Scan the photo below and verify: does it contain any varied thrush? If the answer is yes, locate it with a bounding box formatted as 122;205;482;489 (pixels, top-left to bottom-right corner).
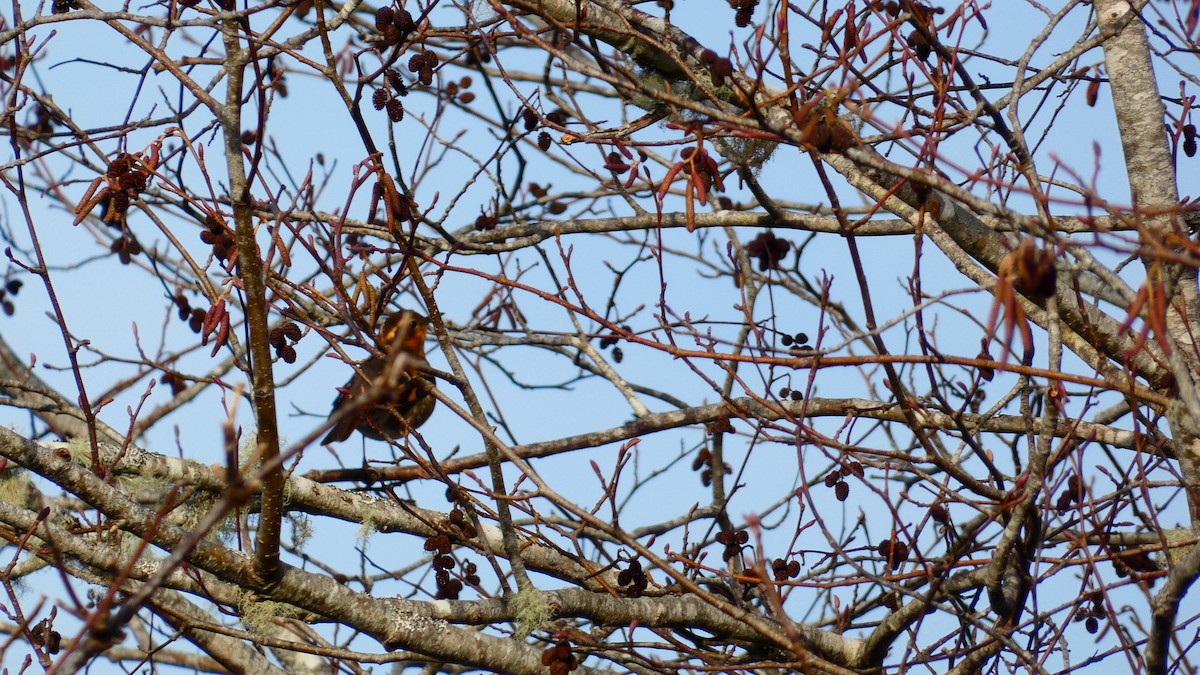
321;310;437;444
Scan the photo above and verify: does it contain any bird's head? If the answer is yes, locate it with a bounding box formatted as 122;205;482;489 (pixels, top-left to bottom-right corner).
379;309;430;358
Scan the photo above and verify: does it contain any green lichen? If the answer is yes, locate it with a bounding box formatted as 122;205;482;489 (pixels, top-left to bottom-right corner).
238;431;260;470
289;513;312;550
714;136;778;172
241;598;303;635
629;70;677;114
511;588;552;639
116;472;171;501
356;514;377;551
177;489;237;543
0;467;32;508
67;437;91;463
1163;527;1198;566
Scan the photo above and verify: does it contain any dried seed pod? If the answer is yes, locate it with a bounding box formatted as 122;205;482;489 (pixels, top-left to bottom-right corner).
464;42;491;65
930;500;949;523
746;230;790;270
278;322;300;345
173;294;191;320
522;107;539;131
31;619;61;655
387;69;407;94
379;24;402;46
834;480;849;501
161;371;186;396
386;98;404;122
392;7;414;33
374;6;394;32
372;88;389;110
604;151;630;174
908;30;932;62
110;235;143;264
537;131;552;151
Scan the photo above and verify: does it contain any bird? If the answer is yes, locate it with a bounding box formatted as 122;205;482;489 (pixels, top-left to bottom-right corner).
321;310;437;444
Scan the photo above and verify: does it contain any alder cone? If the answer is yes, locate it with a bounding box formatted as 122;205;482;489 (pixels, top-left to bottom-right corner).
392;7;414;33
374;6;393;31
386;98;404;122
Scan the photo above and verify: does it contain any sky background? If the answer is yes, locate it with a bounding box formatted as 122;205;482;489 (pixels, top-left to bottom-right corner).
0;0;1196;671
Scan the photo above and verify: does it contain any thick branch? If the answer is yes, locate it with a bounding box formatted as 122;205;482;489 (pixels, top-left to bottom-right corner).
308;395;1166;484
220;22;284;585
